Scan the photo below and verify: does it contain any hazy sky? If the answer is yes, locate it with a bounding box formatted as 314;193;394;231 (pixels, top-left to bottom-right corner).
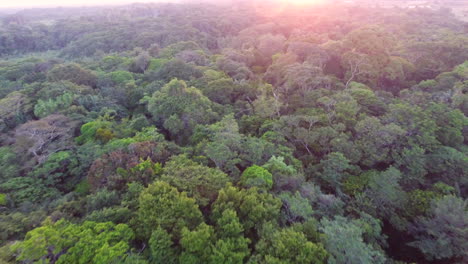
0;0;327;9
0;0;182;8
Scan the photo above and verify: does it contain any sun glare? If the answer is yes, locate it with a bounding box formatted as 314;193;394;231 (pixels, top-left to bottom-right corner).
281;0;326;6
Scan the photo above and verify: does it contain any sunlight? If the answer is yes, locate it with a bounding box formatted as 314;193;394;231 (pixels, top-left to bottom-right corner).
255;0;328;17
279;0;326;6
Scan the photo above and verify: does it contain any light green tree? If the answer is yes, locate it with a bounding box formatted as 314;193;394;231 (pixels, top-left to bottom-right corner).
137;181;203;240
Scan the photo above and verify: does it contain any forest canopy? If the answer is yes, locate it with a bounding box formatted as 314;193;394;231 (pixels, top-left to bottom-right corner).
0;1;467;264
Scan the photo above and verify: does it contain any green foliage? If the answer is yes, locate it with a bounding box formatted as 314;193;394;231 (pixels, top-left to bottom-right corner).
12;218;134;264
343;171;372;196
47;63;97;87
361;167;407;228
76;118;114;144
211;209;251;263
211;185;282;235
252;228;328;264
153;59;203;82
0;147;19;180
262;156;301;191
279;191;314;223
0;193;6;206
159;41;202;59
85;206;132;223
86;189;120;212
210;236;250;264
137;181;203;240
147;58;169;71
180;223;215;264
0;176;60;204
320;216;386;264
145;79;218;144
409;195;468;261
34;92;74;118
405;189;439;217
427;146;468;190
117;157;163;187
29;151;80;193
215;209;244;239
319;152;351;193
149;227;177;264
0;91;32;132
109;70;134;84
161;155;229;206
2;4;468;264
241;165;273;190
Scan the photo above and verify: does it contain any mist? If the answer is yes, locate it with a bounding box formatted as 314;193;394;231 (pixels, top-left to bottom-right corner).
0;0;182;9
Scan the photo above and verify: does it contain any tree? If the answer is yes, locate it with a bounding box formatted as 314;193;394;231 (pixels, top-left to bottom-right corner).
29;151;80;193
426;146;468;192
210;236;250;264
196;114;290;178
281;62;330;97
363;167;407;228
47;63;97;87
273;114;322;157
394;145;427;187
131;51;150;73
14;114;78;165
287;42;329;67
201;114;242;174
348;85;386;116
12;219;134;264
87;141;176;192
341;26;395;87
0;176;58;204
109;70;134;85
161;155;229;206
319;152;351;194
279;191;314;224
75;118;116;145
264;52;298;87
0;91;32;132
201;77;238;105
180;223;215;264
354;116;405;167
211;185;281;237
252;228;328;264
240;165;273;190
86;188;120;213
116;157;163;189
216;56;253;81
149;227;177;264
152;59;203;82
427;103;466;148
144;79;218;144
252;84;282;118
409;195;468;262
210;209;250;263
256;34;286;63
0;147;19;181
262;156;303;192
343;51;372;89
137;181;203;240
33;92;74;118
384;103;438;151
320;216;386;264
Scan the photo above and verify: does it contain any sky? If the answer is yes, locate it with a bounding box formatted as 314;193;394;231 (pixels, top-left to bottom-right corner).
0;0;182;9
0;0;328;9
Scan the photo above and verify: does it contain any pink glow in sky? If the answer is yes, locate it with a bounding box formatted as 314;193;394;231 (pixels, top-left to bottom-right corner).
0;0;181;8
